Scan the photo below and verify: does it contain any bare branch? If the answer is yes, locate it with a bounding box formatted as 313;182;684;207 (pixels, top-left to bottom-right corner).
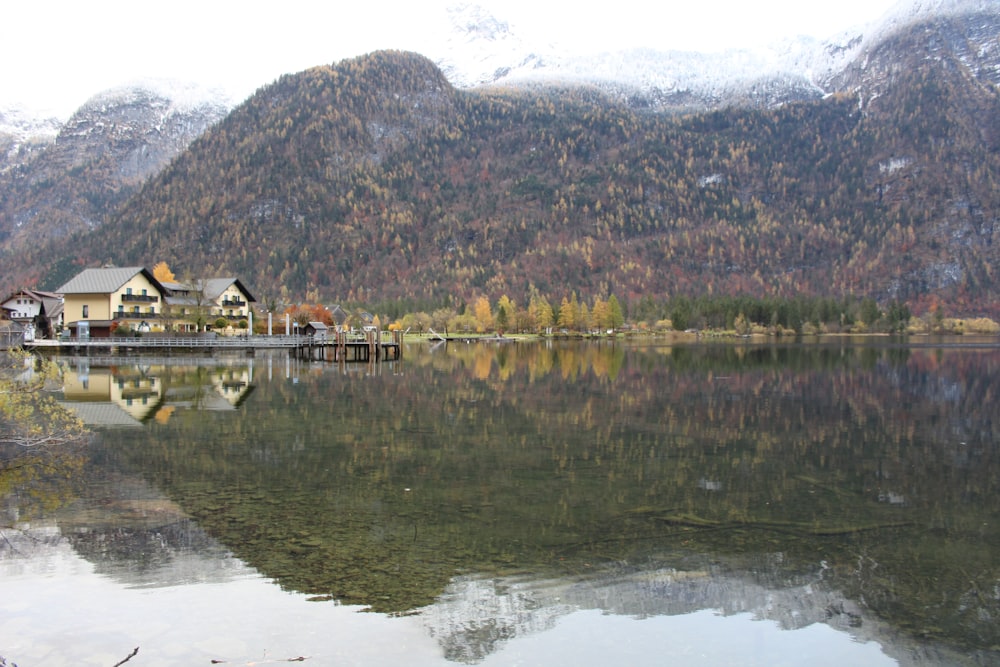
111;647;139;667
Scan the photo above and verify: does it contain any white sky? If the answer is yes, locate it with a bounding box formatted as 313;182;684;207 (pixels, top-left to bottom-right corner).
1;0;901;118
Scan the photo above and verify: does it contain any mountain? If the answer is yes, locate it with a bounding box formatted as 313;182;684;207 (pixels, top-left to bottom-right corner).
0;82;231;288
427;3;834;113
0;105;62;175
3;1;1000;317
430;0;999;113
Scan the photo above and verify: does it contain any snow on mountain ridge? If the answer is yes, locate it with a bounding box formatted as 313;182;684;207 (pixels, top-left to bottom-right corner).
77;78;236;116
428;0;1000;110
421;4;865;109
432;3;547;88
6;0;998;135
0;104;62;142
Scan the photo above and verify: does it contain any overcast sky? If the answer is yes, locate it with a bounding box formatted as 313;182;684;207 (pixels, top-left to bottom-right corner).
2;0;901;118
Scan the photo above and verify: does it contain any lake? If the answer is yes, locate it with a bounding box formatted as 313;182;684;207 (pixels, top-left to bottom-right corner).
2;338;998;666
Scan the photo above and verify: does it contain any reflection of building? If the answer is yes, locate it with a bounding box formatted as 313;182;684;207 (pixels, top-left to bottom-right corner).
58;358;255;425
209;367;255;408
60;361;164;426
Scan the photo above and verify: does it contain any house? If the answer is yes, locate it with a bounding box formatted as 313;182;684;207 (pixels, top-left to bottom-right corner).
1;289;63;339
161;278;256;333
204;278;256;330
328;305;350;328
56;267;167;338
303;321;329;339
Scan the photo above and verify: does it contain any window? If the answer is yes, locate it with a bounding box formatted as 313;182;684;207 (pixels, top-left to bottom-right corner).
82;305;89;318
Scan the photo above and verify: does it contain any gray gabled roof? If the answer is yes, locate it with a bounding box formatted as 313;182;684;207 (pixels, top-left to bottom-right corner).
56;267;164;295
203;278;256;302
161;278;256;303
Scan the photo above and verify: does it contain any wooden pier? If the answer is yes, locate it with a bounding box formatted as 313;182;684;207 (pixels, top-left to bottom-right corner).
26;330;403;363
290;330;403;362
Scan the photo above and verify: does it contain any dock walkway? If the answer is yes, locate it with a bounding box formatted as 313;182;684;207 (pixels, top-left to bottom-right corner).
26;331;402;362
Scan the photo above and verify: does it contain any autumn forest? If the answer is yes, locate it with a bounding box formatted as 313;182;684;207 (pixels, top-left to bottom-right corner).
10;19;1000;326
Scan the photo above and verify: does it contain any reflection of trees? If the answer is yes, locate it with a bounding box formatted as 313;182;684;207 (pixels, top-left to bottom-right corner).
0;444;88;527
1;352;89;527
97;344;1000;651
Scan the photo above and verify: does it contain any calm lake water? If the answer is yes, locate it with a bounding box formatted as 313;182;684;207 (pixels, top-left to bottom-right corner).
2;338;999;666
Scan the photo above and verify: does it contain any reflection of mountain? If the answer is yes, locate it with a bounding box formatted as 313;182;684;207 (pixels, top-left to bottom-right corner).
56;356;256;425
422;564;965;667
90;343;1000;660
2;472;256;589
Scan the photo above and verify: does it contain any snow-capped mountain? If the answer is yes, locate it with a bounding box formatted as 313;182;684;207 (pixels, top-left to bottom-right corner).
55;80;233;182
0;105;63;175
1;79;233;177
0;0;997;309
5;0;996;140
0;80;231;263
424;0;1000;111
426;3;840;111
0;105;62;144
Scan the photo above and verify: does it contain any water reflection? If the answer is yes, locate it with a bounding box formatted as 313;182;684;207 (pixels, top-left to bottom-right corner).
2;341;999;666
56;355;256;426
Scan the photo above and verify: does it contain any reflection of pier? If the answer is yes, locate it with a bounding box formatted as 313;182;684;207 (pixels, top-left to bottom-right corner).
30;330;403;363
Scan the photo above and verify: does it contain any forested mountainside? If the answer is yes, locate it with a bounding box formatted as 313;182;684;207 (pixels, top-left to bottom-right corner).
0;87;229;289
19;10;1000;316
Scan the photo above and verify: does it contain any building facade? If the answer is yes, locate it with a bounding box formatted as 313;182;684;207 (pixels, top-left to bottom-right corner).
57;267;166;338
1;289;63;338
56;267;257;337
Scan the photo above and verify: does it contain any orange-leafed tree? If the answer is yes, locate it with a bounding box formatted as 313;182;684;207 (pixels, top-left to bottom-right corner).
152;261;176;282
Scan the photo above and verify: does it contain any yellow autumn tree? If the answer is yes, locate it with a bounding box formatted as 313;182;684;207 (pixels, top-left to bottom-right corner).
496;295;515;333
591;298;611;332
152;261;176;282
473;296;493;333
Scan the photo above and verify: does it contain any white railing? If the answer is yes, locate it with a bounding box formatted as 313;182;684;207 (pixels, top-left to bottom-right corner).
53;335;308;348
43;334;400;349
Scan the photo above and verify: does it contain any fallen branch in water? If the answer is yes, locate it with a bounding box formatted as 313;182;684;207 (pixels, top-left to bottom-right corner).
112;647;139;667
651;513;915;536
211;656;309;664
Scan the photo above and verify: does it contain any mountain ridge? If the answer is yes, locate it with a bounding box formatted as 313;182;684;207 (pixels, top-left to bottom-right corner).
2;2;999;317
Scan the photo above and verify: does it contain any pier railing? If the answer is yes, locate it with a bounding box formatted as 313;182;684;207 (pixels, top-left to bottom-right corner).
41;335;307;349
28;330;403;362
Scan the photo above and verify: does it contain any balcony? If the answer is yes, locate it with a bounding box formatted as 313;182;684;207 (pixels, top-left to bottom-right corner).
222;298;246;307
121;293;159;303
